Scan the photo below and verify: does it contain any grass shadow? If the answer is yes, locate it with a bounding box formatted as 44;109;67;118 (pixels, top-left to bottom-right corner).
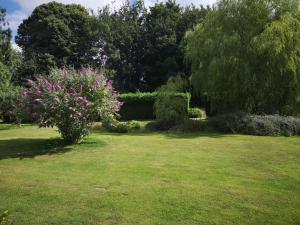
0;138;72;160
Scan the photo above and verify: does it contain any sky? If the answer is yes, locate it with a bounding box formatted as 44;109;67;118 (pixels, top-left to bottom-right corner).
0;0;216;49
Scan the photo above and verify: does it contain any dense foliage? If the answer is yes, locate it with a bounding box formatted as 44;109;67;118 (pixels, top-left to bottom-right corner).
154;76;190;129
188;107;206;119
0;6;12;67
186;0;300;115
0;210;8;225
96;0;209;92
210;113;300;136
20;68;122;143
118;91;190;120
0;6;12;88
0;87;21;123
16;2;99;81
102;114;140;133
12;1;209;91
0;62;10;90
118;92;158;103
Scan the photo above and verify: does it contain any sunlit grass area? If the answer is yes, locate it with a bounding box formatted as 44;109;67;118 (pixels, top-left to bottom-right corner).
0;124;299;225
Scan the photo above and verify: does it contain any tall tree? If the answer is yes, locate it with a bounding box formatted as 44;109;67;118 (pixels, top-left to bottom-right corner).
186;0;300;115
142;1;210;91
96;0;147;92
97;0;209;92
16;2;100;80
142;0;182;91
0;6;12;89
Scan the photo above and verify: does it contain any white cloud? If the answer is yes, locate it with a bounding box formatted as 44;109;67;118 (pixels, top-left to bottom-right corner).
7;10;28;33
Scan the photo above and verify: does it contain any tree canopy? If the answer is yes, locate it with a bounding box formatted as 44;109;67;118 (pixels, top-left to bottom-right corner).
0;6;12;89
16;2;99;79
186;0;300;115
96;0;209;92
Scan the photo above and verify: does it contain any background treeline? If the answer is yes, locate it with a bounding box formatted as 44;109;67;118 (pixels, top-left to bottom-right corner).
0;0;300;125
12;0;210;92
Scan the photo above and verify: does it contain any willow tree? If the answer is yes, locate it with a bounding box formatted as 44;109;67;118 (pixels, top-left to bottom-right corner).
186;0;300;115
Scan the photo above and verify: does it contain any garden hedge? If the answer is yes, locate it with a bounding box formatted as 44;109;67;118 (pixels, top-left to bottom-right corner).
118;92;190;120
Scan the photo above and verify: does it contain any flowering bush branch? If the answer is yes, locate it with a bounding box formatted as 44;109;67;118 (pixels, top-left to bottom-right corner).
20;68;122;143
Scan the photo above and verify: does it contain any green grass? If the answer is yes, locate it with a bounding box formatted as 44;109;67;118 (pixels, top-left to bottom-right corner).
0;124;299;225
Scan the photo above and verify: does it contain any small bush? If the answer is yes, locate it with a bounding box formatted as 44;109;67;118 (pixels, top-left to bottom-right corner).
102;114;140;133
210;113;300;136
20;68;122;143
188;107;206;119
0;210;8;225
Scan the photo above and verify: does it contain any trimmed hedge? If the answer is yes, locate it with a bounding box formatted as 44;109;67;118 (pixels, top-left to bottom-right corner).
118;92;157;103
210;113;300;136
118;92;190;120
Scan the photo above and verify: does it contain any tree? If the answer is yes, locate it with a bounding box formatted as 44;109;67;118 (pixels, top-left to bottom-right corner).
142;1;182;91
0;6;12;66
142;1;209;91
9;49;23;84
16;2;100;80
96;0;147;92
0;62;10;90
186;0;300;115
0;6;12;89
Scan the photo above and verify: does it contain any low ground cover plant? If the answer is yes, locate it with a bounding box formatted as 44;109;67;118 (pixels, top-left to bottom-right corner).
19;68;122;143
210;113;300;136
188;107;206;119
102;114;140;133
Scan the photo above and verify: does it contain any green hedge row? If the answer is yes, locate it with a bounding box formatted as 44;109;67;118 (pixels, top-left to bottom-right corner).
117;92;190;120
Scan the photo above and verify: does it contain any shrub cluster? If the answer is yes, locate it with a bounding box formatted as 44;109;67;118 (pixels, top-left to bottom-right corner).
19;68;122;143
210;113;300;136
102;114;140;133
188;107;206;119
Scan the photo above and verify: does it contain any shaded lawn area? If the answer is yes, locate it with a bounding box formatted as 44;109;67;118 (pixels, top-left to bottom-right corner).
0;124;299;225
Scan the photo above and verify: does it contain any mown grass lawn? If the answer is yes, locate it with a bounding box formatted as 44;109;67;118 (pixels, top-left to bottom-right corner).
0;124;299;225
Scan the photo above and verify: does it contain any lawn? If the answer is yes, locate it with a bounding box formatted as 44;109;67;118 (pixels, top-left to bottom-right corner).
0;124;299;225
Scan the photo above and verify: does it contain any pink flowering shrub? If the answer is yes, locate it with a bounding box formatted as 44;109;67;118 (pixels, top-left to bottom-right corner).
20;68;122;143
